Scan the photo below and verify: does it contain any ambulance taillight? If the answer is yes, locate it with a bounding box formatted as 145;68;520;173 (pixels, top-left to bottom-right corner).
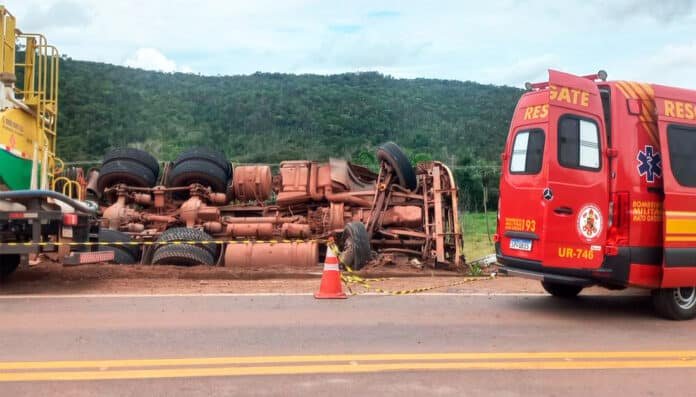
608;192;630;244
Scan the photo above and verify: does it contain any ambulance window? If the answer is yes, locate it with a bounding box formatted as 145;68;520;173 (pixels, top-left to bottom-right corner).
667;124;696;187
510;129;544;174
558;116;600;171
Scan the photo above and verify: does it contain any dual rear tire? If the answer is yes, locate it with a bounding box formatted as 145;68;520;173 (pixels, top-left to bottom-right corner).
151;227;217;266
97;228;217;267
97;147;231;196
97;148;160;192
167;147;231;195
98;229;141;264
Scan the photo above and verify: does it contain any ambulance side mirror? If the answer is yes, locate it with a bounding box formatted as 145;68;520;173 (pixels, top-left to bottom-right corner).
606;148;619;158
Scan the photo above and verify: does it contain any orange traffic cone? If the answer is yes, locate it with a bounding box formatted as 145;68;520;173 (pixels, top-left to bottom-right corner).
314;246;347;299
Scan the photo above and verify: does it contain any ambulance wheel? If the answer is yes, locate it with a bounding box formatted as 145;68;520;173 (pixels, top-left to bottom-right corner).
0;254;20;280
541;281;583;298
339;222;371;271
376;142;417;191
652;287;696;321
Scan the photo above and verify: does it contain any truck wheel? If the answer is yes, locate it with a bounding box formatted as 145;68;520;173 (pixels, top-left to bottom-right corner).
167;159;229;194
98;229;140;264
102;148;160;177
173;147;231;177
152;244;214;266
97;160;157;192
339;221;371;271
652;288;696;321
0;254;20;280
155;227;218;257
104;247;137;264
541;281;583;298
376;142;417;191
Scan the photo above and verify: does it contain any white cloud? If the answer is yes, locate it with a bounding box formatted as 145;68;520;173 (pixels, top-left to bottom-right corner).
480;54;561;87
123;48;193;74
22;0;92;30
7;0;696;86
618;42;696;87
602;0;694;23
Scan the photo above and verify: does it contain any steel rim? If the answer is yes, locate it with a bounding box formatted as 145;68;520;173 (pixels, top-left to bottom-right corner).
673;287;696;310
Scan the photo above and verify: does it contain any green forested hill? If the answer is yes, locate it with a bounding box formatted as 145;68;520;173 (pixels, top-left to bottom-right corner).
56;58;523;209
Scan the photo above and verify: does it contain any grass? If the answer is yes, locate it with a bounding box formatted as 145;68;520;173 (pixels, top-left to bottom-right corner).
461;211;497;262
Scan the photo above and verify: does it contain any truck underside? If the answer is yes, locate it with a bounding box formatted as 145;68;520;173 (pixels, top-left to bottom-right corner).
91;143;464;270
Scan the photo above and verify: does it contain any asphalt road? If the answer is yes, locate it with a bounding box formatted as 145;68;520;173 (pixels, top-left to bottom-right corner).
1;292;695;396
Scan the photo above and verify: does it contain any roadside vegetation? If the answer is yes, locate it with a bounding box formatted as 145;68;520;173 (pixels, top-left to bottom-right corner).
462;211;497;261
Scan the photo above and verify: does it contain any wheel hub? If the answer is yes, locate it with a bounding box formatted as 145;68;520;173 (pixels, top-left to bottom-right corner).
673;287;696;310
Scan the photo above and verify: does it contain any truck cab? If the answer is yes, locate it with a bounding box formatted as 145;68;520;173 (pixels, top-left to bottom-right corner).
496;70;696;320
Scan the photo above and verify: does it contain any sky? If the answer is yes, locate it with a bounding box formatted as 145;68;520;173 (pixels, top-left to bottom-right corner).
8;0;696;87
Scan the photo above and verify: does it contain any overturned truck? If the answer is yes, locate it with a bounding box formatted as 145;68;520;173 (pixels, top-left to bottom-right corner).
91;142;463;271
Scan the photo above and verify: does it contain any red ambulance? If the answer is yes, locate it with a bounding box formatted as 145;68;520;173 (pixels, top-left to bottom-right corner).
496;70;696;320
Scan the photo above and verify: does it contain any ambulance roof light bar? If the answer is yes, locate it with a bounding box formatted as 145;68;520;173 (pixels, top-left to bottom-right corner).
525;70;608;91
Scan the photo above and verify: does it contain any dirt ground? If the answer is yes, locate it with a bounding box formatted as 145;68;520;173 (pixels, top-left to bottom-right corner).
0;261;649;296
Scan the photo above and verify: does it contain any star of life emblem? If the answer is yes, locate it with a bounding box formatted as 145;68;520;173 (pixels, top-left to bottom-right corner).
637;145;661;183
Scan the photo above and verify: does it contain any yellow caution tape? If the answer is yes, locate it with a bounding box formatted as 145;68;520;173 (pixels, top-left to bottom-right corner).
327;242;490;296
341;274;489;295
0;239;323;247
327;242;391;283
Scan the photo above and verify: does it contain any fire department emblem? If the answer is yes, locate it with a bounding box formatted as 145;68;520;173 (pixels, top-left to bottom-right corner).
637;145;661;183
577;205;602;241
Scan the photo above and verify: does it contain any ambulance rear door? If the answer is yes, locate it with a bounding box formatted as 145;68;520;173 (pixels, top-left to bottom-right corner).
654;85;696;287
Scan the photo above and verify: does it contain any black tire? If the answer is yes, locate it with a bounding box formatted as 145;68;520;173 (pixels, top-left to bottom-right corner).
104;246;138;264
0;254;20;280
97;160;156;192
173;147;231;177
652;288;696;320
152;244;214;266
541;281;583;298
376;142;417;191
102;148;160;177
167;159;229;193
339;221;371;271
98;229;141;264
156;227;218;258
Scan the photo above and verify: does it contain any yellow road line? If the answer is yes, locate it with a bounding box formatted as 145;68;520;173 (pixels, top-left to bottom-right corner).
3;359;696;382
2;351;696;371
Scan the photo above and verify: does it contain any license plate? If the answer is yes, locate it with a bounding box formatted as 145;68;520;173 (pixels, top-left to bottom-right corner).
509;238;532;251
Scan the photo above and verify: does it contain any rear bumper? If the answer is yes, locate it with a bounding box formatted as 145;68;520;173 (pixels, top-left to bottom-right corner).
496;242;597;283
498;266;595;287
496;242;662;288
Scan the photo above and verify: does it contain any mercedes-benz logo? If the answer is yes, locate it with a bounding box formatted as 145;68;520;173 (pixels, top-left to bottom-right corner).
543;188;553;201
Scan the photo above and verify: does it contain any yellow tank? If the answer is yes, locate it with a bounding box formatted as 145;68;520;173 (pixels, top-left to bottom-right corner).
0;6;60;191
